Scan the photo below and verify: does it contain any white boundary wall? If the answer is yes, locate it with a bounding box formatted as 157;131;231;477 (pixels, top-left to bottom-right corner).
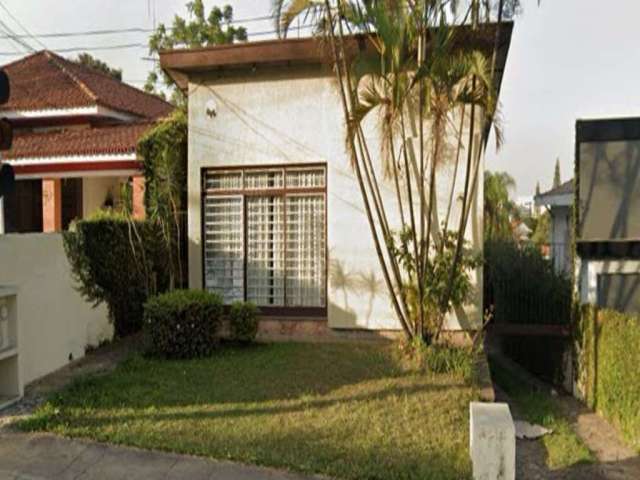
0;233;112;385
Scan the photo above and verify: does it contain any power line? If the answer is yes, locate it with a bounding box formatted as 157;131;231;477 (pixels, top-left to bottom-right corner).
0;43;147;56
0;0;46;49
0;13;281;40
0;27;153;40
0;20;35;52
0;23;315;57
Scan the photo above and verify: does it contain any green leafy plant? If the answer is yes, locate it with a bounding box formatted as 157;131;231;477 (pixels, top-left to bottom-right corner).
390;228;481;344
144;289;223;359
63;211;169;337
484;239;572;382
273;0;508;342
229;301;260;344
138;110;188;290
402;339;473;379
575;306;640;450
145;1;247;105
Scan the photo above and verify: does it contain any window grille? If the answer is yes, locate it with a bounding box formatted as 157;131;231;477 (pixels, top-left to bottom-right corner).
245;169;284;189
286;195;326;306
204;170;242;191
247;196;285;305
202;165;326;310
286;168;325;188
203;195;244;303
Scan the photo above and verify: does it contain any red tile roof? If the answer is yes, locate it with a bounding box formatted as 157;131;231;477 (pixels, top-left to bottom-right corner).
4;123;154;160
2;51;173;119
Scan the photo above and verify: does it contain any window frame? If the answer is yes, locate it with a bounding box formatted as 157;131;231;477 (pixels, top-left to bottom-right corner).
201;163;328;318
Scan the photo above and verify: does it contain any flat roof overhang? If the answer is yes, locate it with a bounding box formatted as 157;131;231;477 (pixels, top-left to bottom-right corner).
160;22;513;90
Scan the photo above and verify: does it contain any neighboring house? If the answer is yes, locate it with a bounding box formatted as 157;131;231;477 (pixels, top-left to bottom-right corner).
534;179;573;274
159;26;513;335
0;51;173;234
575;117;640;315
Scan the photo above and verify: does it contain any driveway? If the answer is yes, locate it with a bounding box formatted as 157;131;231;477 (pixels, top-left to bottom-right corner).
0;431;324;480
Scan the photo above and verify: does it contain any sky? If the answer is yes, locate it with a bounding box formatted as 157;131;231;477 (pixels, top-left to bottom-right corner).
1;0;639;197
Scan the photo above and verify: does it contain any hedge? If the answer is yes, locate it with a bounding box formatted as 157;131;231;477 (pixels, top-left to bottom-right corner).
575;305;640;450
63;211;169;337
484;240;573;383
229;301;259;344
144;289;223;359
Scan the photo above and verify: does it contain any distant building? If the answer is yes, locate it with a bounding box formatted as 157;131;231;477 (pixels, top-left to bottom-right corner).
536;117;640;315
534;180;573;275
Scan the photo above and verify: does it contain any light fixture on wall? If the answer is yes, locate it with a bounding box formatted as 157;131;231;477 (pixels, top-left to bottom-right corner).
205;99;217;119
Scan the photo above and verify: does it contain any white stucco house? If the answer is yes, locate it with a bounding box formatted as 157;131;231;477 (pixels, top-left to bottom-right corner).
159;26;513;339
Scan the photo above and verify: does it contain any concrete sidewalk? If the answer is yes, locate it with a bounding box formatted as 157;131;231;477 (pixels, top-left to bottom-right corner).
0;431;324;480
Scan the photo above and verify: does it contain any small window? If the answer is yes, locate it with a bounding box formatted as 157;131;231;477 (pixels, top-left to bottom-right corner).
204;171;242;191
286;168;325;188
245;169;284;190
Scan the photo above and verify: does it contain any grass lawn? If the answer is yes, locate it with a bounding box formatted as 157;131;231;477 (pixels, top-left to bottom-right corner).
491;361;594;470
20;342;475;480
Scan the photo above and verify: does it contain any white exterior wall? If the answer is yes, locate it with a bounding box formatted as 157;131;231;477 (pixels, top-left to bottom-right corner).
187;66;484;331
0;233;112;384
82;176;128;218
550;206;571;275
577;257;640;306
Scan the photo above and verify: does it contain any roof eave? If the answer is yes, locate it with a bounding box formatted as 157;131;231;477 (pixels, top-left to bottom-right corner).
160;22;514;90
534;193;573;208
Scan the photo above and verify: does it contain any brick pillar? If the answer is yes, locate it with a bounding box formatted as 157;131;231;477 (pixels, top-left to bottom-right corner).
132;175;145;220
42;178;62;232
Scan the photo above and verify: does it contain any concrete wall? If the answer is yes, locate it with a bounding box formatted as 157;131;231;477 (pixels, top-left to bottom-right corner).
187;66;484;331
0;233;112;384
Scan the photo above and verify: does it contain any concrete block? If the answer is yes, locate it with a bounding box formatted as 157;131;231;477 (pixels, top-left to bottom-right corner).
470;401;515;480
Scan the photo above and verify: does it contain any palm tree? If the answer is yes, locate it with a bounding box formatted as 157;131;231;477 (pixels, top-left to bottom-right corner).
273;0;507;342
484;170;516;241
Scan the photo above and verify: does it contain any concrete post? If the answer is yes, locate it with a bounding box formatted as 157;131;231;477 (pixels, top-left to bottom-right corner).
470;402;515;480
42;178;62;232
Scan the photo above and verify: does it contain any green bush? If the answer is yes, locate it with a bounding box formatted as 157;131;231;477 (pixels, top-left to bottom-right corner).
144;289;223;359
229;301;259;343
484;240;572;326
406;340;473;379
484;240;573;383
63;211;169;337
576;306;640;450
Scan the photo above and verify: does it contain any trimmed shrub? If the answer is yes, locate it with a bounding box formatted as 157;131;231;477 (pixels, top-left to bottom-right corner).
144;289;223;359
229;301;259;344
63;211;169;337
575;306;640;450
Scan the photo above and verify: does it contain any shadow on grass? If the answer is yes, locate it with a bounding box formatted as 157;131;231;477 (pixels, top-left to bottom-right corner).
42;342;427;409
29;379;468;430
17;342;474;480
